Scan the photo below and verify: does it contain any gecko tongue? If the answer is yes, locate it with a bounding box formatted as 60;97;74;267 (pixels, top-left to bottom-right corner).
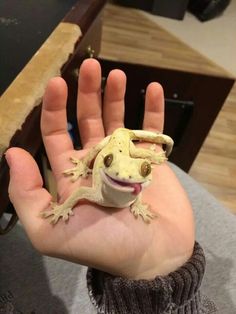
131;183;142;195
108;176;142;195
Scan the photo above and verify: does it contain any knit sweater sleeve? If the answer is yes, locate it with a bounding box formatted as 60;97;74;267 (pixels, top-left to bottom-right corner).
86;242;217;314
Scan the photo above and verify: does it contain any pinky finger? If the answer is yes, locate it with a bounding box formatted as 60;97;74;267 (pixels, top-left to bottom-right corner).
143;82;165;133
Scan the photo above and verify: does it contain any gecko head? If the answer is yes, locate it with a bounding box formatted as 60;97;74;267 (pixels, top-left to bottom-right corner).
101;153;152;195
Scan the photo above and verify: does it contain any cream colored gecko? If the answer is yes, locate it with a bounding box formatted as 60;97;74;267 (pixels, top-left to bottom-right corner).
41;128;174;224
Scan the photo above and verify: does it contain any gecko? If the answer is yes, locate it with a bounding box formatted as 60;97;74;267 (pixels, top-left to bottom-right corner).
41;128;174;224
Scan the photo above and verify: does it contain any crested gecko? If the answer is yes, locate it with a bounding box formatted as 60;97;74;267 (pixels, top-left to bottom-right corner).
41;128;174;224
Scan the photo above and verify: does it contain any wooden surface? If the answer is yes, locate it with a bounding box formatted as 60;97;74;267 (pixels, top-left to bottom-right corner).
0;23;81;156
100;4;233;78
190;83;236;214
100;3;236;213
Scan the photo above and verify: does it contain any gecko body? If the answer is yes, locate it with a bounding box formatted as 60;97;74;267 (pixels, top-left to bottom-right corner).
41;128;174;224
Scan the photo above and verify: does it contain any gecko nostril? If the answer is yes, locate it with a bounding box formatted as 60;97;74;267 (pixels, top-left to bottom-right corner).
116;172;119;176
129;175;132;179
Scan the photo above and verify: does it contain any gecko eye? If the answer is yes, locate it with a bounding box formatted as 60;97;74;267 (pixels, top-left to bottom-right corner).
104;154;113;167
140;161;151;177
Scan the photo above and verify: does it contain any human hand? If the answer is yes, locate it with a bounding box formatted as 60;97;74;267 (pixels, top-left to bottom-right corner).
6;59;195;280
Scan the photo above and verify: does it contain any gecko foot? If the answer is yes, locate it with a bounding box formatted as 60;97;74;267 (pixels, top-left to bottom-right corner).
130;202;157;223
41;202;74;224
63;157;91;181
152;151;167;164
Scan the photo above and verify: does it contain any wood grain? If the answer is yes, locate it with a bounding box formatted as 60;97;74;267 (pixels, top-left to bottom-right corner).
190;83;236;214
100;3;236;213
100;4;233;78
0;22;81;156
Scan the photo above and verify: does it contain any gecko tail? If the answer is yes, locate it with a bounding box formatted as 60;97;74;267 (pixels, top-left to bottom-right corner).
130;130;174;157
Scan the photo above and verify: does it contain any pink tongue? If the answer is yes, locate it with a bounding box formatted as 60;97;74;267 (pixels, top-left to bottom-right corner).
132;183;142;195
110;177;142;195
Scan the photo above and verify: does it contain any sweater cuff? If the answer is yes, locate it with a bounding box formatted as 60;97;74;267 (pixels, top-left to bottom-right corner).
87;242;211;313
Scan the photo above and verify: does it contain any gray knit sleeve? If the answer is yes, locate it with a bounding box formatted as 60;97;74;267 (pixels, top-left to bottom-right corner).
87;242;218;313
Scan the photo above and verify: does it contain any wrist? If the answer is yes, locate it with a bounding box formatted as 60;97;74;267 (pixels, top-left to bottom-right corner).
112;238;195;281
87;242;210;313
134;244;194;280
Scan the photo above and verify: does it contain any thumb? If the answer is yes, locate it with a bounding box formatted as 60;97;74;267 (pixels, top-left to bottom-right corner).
5;147;52;232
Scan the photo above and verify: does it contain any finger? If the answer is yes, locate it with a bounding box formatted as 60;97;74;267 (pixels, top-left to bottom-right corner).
5;148;52;236
41;77;73;173
143;82;165;133
77;59;105;148
103;69;126;134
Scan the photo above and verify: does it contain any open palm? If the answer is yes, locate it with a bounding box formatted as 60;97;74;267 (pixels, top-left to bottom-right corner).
6;59;195;280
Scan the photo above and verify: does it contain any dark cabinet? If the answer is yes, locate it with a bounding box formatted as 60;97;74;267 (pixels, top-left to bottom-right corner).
114;0;190;19
97;59;234;171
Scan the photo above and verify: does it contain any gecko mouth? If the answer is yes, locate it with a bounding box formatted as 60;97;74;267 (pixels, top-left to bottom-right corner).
101;171;147;195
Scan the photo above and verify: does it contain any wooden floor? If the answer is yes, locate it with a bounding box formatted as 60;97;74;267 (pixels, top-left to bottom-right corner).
190;83;236;213
100;4;236;213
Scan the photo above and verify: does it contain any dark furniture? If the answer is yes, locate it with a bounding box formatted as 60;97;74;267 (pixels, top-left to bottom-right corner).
188;0;231;22
114;0;190;20
114;0;231;20
98;59;233;171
